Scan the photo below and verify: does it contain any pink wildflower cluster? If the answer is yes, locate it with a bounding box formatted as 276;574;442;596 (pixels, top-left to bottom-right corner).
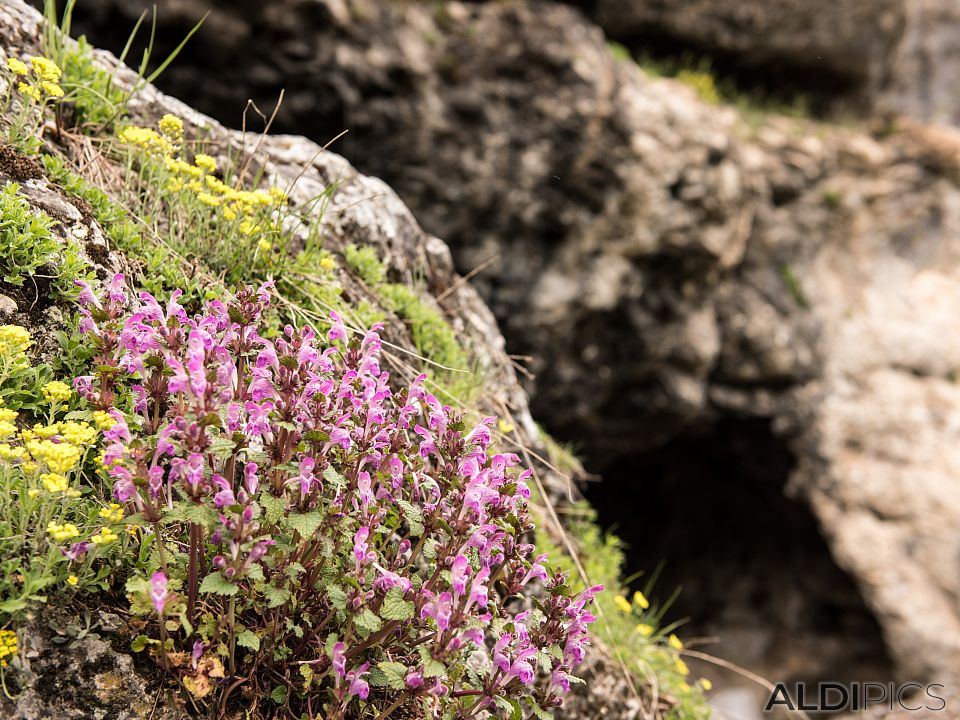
75;274;600;718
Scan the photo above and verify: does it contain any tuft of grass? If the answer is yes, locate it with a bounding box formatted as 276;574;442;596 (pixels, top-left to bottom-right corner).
534;500;712;719
0;181;91;302
344;243;388;286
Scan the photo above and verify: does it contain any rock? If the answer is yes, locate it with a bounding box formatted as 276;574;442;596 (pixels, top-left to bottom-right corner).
59;0;960;685
578;0;960;126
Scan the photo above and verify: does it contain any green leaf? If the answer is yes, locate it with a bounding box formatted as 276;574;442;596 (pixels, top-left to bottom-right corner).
323;466;346;495
353;608;382;637
493;697;522;720
263;585;291;609
530;704;555;720
325;583;347;611
130;634;150;652
380;587;414;621
270;685;287;704
260;494;287;525
283;511;323;538
395;500;424;536
418;646;445;678
199;572;238;596
236;629;261;652
373;661;408;690
163;501;218;528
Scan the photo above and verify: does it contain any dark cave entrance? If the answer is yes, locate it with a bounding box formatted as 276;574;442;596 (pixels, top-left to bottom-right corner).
581;416;894;689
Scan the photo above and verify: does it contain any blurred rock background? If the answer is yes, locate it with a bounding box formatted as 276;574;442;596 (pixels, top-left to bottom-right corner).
44;0;960;713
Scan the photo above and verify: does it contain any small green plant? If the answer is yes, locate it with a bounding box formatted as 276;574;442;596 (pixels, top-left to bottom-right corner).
0;324;128;623
344;243;388;286
0;181;90;302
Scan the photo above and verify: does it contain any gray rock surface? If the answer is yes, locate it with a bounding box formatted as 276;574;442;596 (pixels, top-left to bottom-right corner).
580;0;960;126
58;0;960;684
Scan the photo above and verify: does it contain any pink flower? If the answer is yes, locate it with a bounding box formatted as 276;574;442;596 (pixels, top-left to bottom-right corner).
149;572;170;615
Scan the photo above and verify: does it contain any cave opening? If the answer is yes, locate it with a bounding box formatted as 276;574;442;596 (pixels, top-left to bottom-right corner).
581;416;895;693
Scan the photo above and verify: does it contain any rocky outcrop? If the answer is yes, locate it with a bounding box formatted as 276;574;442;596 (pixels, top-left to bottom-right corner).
60;0;960;686
577;0;960;126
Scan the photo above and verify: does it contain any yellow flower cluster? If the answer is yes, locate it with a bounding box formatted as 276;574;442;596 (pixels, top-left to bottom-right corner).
0;325;31;366
40;472;69;493
92;411;116;431
25;436;82;474
0;629;16;667
158;114;183;146
47;521;80;541
8;56;63;103
90;526;118;545
41;380;72;405
118;125;175;157
98;503;123;523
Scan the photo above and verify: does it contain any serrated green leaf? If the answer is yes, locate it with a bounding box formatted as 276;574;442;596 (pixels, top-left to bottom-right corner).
263;585;292;609
236;629;260;651
130;634;149;652
381;587;414;620
325;583;347;611
163;501;218;528
395;499;424;536
323;466;346;494
354;608;382;637
283;510;323;538
260;494;286;525
374;661;408;690
530;704;554;720
199;572;238;596
418;646;445;678
270;685;287;704
493;696;522;720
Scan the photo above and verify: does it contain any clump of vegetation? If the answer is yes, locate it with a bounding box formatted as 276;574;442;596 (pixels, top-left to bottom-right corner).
0;324;128;617
72;277;600;718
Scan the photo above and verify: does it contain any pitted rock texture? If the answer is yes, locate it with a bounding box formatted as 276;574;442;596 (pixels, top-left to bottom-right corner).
58;0;960;684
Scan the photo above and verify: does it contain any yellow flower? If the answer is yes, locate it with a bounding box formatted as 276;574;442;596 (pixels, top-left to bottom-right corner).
675;658;689;676
17;81;41;102
30;57;61;82
257;238;271;252
32;423;59;439
0;325;31;359
0;443;24;460
92;411;116;431
0;629;17;667
0;421;16;439
222;205;237;221
26;488;39;498
47;521;79;541
166;178;183;193
318;257;335;271
59;421;96;446
205;175;228;193
6;58;27;76
668;633;683;651
41;380;72;405
41;473;69;493
699;678;712;691
497;419;515;434
99;504;124;523
197;192;221;207
632;590;650;610
193;153;216;173
613;595;632;614
41;81;63;98
118;126;174;157
635;623;653;637
158;114;183;139
90;526;118;545
241;220;262;236
126;524;140;537
21;461;36;473
66;575;78;586
268;186;288;205
0;409;17;424
30;439;81;474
